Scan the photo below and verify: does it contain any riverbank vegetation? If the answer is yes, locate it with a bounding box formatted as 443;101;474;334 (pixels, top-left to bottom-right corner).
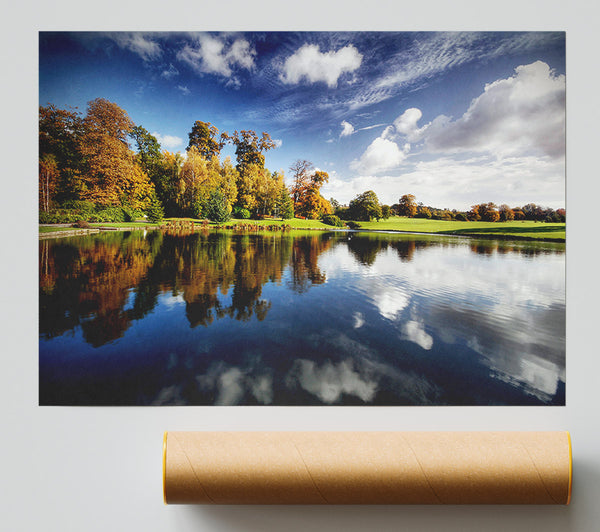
40;98;565;242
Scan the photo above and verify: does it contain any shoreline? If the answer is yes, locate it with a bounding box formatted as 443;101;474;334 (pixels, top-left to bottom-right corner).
38;224;566;243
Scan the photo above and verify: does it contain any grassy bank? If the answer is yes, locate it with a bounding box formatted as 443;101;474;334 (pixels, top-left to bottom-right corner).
39;216;565;242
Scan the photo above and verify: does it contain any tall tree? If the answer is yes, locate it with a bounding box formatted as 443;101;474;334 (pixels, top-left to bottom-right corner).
131;126;162;173
39;104;84;202
39;154;58;213
398;194;417;217
289;159;314;206
225;130;276;171
295;169;332;219
79;98;154;209
187;121;226;159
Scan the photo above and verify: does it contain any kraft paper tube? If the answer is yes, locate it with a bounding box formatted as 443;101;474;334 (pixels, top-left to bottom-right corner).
163;431;572;505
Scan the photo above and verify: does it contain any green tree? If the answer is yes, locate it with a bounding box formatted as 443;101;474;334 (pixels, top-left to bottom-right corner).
381;205;391;219
206;188;231;222
131;126;162;173
398;194;417;217
225;129;276;172
39;104;84;203
146;192;164;223
348;190;383;221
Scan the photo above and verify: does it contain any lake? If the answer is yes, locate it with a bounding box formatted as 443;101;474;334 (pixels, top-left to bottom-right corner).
39;229;565;406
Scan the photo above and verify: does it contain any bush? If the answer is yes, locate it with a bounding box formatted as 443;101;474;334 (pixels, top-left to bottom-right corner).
94;207;125;222
322;214;344;227
346;221;361;229
122;207;143;222
73;220;91;229
233;206;251;219
455;212;468;221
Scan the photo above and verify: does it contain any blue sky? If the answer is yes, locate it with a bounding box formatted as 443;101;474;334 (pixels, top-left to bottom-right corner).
39;31;565;209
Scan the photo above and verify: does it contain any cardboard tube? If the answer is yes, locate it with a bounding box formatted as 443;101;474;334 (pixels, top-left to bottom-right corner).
163;431;572;505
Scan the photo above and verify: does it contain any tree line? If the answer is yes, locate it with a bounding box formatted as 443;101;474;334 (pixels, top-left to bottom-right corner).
39;98;332;223
39;98;565;227
391;194;565;223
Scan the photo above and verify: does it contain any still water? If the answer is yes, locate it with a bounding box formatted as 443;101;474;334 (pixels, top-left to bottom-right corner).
39;230;565;405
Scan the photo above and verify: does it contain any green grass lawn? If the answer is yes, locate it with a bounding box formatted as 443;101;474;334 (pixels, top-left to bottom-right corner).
40;216;565;242
356;217;565;241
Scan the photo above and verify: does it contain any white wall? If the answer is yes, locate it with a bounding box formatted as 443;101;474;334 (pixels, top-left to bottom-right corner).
2;1;599;530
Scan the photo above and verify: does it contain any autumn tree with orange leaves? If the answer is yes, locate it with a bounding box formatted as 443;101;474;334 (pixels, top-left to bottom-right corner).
78;98;154;209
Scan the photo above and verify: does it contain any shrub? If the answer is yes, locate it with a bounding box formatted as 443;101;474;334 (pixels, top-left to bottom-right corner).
322;214;344;227
73;220;91;229
346;221;361;229
122;207;143;222
233;206;251;219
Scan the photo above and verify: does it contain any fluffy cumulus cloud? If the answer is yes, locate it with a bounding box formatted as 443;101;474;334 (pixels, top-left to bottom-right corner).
425;61;565;158
279;44;362;88
152;132;183;149
109;32;162;61
340;120;355;138
177;34;255;80
350;134;410;175
393;108;429;142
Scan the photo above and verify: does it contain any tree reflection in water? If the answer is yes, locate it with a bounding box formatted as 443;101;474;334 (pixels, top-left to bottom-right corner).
39;230;565;406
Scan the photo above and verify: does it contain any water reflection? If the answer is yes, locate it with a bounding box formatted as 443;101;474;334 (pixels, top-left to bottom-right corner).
39;230;565;405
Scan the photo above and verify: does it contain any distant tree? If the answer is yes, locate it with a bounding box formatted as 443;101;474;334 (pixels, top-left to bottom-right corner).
522;203;544;221
330;197;341;211
512;207;525;220
455;212;468;221
187;121;226;159
556;208;566;222
381;205;391;219
398;194;417;217
416;205;432;219
498;204;515;222
349;190;382;221
471;202;500;222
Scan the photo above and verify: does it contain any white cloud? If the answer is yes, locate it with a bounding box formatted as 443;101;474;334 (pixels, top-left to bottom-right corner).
273;139;283;148
340;120;355;138
402;320;434;350
426;61;565;158
279;44;362;88
324;154;565;210
350;136;409;175
177;34;255;79
151;132;183;149
109;32;162;61
288;359;377;404
393;108;429;142
176;85;190;95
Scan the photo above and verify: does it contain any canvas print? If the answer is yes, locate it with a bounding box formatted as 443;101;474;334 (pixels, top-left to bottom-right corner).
39;32;565;406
